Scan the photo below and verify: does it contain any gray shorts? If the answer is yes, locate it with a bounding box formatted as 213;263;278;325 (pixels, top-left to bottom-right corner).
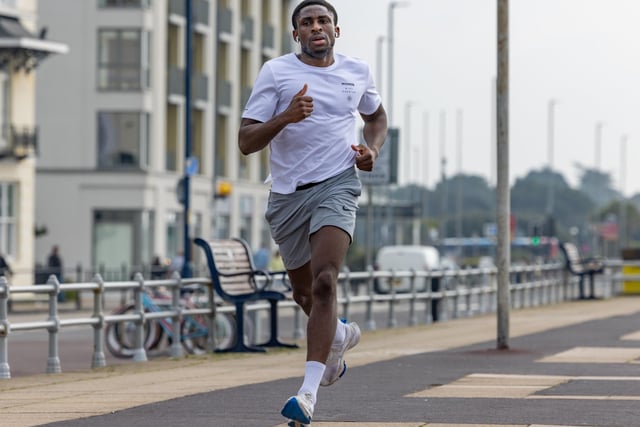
265;167;362;270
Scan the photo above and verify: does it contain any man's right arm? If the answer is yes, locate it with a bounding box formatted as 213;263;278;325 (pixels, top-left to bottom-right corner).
238;116;291;155
238;84;313;155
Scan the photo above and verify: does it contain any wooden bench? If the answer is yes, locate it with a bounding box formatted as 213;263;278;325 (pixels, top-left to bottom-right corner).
559;242;604;299
194;237;298;353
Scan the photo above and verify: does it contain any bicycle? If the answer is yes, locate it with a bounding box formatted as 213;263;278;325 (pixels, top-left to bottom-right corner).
104;284;246;358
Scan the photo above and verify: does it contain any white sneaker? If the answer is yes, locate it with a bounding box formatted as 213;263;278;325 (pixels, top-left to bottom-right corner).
281;392;314;425
321;321;361;386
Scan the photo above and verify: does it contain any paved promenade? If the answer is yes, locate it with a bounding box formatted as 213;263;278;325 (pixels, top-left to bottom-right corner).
2;296;640;427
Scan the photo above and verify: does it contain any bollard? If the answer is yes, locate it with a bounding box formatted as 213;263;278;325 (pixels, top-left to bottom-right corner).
340;267;351;322
387;269;397;328
132;273;148;362
0;277;11;379
364;267;376;331
293;306;304;340
91;274;106;368
431;275;441;322
170;273;183;358
205;275;217;353
46;275;62;374
408;269;417;326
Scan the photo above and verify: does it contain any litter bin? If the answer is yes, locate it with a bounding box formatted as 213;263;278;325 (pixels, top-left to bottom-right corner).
621;248;640;294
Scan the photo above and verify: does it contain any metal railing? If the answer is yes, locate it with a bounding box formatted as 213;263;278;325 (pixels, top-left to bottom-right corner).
0;262;628;379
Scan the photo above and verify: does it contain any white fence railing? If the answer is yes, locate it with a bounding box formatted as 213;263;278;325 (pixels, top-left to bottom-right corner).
0;261;630;379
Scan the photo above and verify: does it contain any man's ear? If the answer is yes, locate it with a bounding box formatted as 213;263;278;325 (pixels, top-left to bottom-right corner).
292;30;299;43
334;26;340;38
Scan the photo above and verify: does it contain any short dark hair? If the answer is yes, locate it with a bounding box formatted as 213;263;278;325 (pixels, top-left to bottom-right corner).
291;0;338;30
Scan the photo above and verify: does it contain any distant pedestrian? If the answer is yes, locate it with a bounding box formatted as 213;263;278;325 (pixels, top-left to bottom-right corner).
269;249;285;272
47;245;65;302
151;255;167;280
47;245;64;283
253;247;270;270
0;253;12;278
169;251;184;275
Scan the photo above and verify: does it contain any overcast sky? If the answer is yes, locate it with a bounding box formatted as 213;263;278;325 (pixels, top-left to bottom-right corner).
326;0;640;196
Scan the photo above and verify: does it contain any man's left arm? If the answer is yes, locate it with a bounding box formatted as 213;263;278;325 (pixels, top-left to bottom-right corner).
352;104;388;171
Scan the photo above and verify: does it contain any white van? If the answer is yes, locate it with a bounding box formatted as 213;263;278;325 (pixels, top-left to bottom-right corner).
374;245;440;293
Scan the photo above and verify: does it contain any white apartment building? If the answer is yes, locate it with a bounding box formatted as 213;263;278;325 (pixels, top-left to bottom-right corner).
0;0;67;285
35;0;292;277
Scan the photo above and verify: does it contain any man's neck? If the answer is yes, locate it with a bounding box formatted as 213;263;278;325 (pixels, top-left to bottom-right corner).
296;51;335;67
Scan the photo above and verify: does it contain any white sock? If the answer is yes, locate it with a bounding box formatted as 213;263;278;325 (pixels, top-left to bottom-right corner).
299;361;325;405
332;319;346;346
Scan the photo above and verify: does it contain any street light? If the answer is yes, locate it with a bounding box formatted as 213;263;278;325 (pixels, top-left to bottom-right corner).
546;98;558;217
595;121;605;170
619;134;628;250
404;100;417;183
547;99;558;170
387;1;409;125
376;35;385;98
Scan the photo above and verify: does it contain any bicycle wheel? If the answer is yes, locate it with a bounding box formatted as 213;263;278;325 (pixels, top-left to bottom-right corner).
216;311;256;350
214;312;237;350
181;313;209;355
105;305;163;358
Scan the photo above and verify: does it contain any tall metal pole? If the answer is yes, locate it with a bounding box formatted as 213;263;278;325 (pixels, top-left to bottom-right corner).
595;121;604;169
422;111;429;242
376;35;385;100
387;2;408;125
619;135;628;250
365;35;386;270
496;0;510;350
546;99;557;217
547;99;556;169
456;109;463;240
181;0;193;278
404;100;415;183
439;110;447;242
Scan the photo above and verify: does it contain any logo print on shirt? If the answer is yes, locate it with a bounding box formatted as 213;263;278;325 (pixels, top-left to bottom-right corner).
341;82;356;102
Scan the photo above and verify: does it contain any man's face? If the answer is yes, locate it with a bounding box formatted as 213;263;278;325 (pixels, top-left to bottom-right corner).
293;5;339;59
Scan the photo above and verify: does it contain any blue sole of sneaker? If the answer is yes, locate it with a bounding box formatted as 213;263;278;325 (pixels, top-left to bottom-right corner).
339;361;347;379
287;421;308;427
281;398;311;425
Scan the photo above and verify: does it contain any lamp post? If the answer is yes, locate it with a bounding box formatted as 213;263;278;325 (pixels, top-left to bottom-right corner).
181;0;193;278
547;99;558;170
404;100;417;183
546;99;558;217
595;121;604;170
376;35;385;98
387;1;409;125
619;134;628;250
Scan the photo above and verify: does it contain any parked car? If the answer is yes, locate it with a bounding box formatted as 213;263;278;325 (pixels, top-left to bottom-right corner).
374;245;440;293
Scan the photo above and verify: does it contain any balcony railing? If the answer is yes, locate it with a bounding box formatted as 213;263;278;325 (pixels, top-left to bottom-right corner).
217;6;232;35
193;0;209;26
168;0;184;17
217;79;231;108
262;24;275;50
242;16;254;42
193;73;208;102
167;67;208;102
167;66;184;96
0;124;38;160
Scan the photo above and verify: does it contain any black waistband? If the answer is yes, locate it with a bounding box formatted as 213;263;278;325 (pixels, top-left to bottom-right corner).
296;178;329;191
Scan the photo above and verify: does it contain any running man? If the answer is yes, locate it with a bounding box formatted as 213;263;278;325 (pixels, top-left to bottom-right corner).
238;1;388;424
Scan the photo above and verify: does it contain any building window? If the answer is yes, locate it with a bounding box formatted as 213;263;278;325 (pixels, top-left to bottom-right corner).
97;111;149;169
97;0;150;9
0;182;17;257
97;28;150;90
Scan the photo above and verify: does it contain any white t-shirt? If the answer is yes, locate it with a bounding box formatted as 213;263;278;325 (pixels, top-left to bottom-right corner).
242;53;382;194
